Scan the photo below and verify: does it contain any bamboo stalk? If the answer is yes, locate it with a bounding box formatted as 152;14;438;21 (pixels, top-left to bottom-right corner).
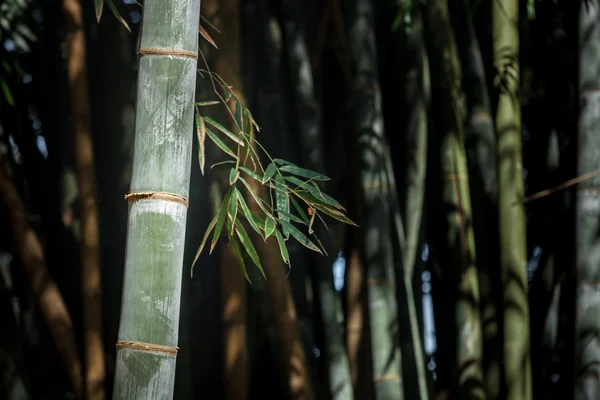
61;0;105;397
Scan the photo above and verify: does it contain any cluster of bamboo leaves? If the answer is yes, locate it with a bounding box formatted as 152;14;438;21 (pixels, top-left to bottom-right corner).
94;0;357;283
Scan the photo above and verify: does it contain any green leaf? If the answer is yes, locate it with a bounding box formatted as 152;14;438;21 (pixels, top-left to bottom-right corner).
95;0;104;22
196;100;220;106
295;191;358;226
229;233;251;284
308;209;316;235
239;166;262;182
235;187;261;235
235;101;244;132
0;78;14;107
263;163;278;183
238;177;275;219
275;209;306;225
279;220;322;254
274;229;290;266
280;165;330;181
204;116;245;146
229;167;239;185
275;175;290;238
106;0;131;32
265;217;276;240
235;220;266;279
195;111;206;175
206;127;237;159
210;190;231;254
273;158;297;167
290;196;311;225
191;208;220;276
228;189;238;236
287;178;344;210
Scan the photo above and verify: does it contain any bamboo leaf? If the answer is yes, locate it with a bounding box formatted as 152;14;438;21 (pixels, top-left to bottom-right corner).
210;190;231;254
199;24;218;49
273;158;297;167
229;167;239;185
309;208;316;234
206;127;237;159
235;220;266;279
228;189;238;236
280;165;330;181
195;111;206;175
229;232;251;284
196;100;220;106
290;196;311;225
275;175;290;238
265;217;276;240
235;187;261;235
279;220;322;254
235;101;244;132
274;229;290;265
295;191;358;226
275;209;306;225
239;166;262;181
106;0;131;32
204;116;245;146
192;207;220;276
95;0;104;22
238;177;275;219
263;163;277;183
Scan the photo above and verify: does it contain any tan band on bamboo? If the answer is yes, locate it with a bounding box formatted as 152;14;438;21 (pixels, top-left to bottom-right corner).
125;191;189;207
116;340;179;355
139;47;198;60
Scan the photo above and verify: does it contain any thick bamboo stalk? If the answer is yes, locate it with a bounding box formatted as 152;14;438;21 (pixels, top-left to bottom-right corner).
112;1;200;399
61;0;105;398
575;2;600;399
423;1;484;397
0;156;83;398
448;0;501;397
492;0;531;399
343;0;403;398
280;0;354;398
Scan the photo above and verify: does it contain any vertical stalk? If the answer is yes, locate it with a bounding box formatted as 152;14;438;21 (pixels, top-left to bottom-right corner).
112;1;200;399
343;0;403;398
61;0;105;397
280;0;354;398
576;2;600;399
492;0;531;399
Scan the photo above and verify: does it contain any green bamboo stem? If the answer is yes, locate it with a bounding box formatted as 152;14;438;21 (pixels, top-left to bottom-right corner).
575;2;600;398
423;1;484;397
492;0;531;399
343;0;403;398
112;1;200;399
281;1;354;398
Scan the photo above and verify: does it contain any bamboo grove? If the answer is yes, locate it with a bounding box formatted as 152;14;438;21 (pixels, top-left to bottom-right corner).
0;0;598;399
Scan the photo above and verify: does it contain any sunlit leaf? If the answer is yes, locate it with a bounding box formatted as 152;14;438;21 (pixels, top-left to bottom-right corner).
199;24;218;49
275;175;290;238
196;100;220;106
239;166;262;182
235;187;261;235
295;191;358;226
239;177;275;219
280;165;330;181
106;0;131;32
274;229;290;265
235;220;266;279
286;176;345;210
95;0;104;22
204;116;245;146
279;220;322;254
206;127;237;159
308;208;316;234
263;163;277;183
210;190;231;254
229;234;251;284
191;207;220;276
228;188;238;236
265;217;276;241
195;110;206;175
229;167;239;185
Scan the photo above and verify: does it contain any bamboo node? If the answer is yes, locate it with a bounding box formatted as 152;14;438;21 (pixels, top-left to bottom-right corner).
125;191;189;207
116;340;179;355
138;47;198;60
